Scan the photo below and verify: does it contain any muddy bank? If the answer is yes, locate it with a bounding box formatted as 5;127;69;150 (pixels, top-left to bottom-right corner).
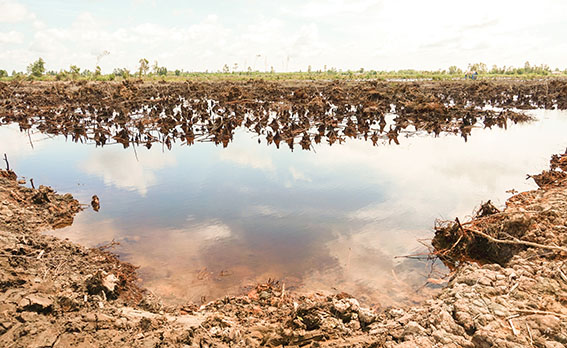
1;150;567;347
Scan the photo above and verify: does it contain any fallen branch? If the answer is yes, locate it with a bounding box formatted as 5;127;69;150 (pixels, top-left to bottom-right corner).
27;130;35;150
464;227;567;254
0;253;66;260
3;153;8;171
394;252;436;260
513;309;567;318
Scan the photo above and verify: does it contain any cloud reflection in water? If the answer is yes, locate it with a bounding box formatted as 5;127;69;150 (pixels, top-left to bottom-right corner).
80;146;176;196
2;110;567;306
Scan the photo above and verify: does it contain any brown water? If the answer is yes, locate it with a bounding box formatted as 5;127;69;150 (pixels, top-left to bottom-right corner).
1;109;566;306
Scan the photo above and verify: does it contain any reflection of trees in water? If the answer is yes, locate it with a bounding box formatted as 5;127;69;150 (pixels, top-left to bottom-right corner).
1;80;563;151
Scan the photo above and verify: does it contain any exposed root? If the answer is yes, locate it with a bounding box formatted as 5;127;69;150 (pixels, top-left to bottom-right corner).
433;148;567;267
463;226;567;254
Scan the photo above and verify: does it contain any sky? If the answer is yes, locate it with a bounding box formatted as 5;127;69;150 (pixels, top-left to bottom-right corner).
1;0;566;73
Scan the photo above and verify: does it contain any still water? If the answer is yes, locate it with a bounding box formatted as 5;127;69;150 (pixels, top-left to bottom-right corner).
1;110;566;306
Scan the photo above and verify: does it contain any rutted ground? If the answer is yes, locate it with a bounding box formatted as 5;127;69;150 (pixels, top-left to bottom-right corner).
1;149;566;347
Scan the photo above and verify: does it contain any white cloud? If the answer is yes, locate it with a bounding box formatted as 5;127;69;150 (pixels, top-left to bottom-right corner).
0;126;46;167
49;216;120;247
0;30;23;44
285;0;384;18
132;0;157;7
12;12;238;72
289;166;311;182
315;109;567;226
244;205;286;218
80;146;176;196
1;1;566;72
114;218;236;303
219;143;275;171
0;0;33;23
280;0;567;70
196;221;232;241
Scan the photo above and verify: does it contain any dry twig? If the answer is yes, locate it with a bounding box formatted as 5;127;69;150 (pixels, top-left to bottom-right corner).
3;153;9;171
508;319;519;336
526;323;533;347
514;309;567;318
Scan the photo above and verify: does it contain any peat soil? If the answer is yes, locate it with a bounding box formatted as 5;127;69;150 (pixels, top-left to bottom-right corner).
2;79;562;150
1;150;567;347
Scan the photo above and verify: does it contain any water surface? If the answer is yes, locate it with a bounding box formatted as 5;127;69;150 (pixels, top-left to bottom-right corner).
1;109;566;306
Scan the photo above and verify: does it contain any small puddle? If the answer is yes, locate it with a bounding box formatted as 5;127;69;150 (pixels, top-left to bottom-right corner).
1;109;566;306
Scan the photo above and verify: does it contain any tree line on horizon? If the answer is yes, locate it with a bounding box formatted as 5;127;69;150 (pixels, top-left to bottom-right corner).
0;58;565;81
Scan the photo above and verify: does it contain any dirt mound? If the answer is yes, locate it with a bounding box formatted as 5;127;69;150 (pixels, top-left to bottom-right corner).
433;149;567;266
0;172;81;232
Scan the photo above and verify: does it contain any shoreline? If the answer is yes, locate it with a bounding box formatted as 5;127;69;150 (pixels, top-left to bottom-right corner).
1;150;566;347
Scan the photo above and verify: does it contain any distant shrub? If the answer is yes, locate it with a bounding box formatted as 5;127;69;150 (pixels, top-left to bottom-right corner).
156;67;167;76
55;71;68;81
113;68;130;79
27;58;46;77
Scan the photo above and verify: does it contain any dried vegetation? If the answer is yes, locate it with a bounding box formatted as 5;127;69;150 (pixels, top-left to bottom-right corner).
3;79;564;150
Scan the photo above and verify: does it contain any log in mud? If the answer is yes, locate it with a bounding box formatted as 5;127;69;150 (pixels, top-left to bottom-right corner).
1;146;567;347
